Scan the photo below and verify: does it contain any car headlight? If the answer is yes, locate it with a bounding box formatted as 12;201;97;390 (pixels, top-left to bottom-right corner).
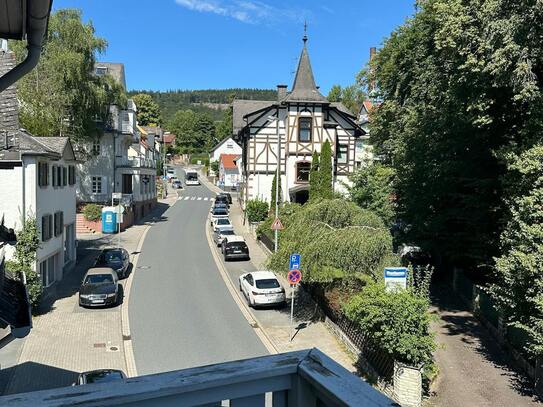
80;294;90;299
106;293;117;298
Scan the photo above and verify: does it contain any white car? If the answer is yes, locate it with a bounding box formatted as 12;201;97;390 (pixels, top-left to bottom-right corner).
239;271;286;308
210;208;228;227
213;218;232;231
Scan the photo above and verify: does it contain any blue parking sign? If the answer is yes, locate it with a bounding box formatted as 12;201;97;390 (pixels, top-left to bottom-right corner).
289;254;301;271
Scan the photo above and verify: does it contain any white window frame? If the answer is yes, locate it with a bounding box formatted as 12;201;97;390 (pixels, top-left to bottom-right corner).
92;140;101;155
92;176;103;194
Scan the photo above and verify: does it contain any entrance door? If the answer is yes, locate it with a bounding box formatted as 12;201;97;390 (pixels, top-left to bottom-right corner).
122;174;133;194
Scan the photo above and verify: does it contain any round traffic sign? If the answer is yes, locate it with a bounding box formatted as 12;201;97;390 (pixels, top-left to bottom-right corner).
287;270;302;285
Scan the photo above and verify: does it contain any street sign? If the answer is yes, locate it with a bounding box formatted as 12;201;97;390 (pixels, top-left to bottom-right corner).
384;267;408;292
287;269;302;285
112;192;122;200
289;253;301;270
271;218;284;231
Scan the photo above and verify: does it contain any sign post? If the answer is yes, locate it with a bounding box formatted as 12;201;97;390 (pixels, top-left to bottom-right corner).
115;204;124;249
287;253;301;342
271;218;284;253
384;267;408;292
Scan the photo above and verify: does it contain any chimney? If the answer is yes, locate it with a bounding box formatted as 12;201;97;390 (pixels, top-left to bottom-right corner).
370;47;377;61
369;47;377;96
0;50;20;132
277;84;288;101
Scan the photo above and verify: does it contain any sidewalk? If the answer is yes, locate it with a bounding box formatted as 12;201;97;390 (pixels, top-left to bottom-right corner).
0;193;176;395
201;174;357;372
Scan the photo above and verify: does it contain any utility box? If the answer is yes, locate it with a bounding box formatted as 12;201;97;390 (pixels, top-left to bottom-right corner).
101;207;117;234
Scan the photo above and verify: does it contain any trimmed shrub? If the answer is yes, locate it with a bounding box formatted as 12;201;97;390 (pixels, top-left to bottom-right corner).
83;204;101;222
246;199;269;223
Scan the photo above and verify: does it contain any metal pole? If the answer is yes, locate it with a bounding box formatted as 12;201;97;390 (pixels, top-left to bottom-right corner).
290;284;295;341
274;109;280;253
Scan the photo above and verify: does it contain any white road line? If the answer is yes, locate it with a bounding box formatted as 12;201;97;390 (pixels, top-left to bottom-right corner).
184;196;190;200
177;197;183;201
203;197;209;201
191;197;196;200
197;197;202;201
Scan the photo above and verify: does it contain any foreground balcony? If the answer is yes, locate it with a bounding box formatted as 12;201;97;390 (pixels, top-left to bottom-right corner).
0;349;395;406
116;156;156;169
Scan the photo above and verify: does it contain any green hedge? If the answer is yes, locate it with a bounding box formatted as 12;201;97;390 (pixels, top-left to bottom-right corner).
190;154;210;167
83;204;102;222
246;199;269;223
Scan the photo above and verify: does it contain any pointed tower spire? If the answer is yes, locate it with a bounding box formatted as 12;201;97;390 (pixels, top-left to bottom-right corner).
284;24;327;103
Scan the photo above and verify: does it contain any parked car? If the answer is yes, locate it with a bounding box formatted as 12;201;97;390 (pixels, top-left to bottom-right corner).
213;227;235;246
210;208;229;227
210;202;228;213
239;271;286;308
172;179;183;189
213;218;232;231
218;192;232;204
94;248;130;279
222;235;250;261
215;194;230;207
79;267;120;308
73;369;127;386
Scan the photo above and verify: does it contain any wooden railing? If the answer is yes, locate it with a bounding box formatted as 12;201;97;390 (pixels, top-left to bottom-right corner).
0;349;396;406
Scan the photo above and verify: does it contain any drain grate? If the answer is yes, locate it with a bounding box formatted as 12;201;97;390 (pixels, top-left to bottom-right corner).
93;343;106;348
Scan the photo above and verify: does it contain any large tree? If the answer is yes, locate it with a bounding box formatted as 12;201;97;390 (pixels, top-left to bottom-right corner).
365;0;543;271
132;93;161;126
319;141;333;200
168;109;216;153
11;9;125;142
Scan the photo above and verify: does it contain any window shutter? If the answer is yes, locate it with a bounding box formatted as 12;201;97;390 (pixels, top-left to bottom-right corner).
41;216;46;241
62;166;67;186
49;214;53;240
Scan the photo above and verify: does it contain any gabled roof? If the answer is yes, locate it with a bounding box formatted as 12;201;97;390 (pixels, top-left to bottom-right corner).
0;132;74;161
284;39;327;103
233;99;276;133
220;154;239;170
211;136;240;153
163;133;176;144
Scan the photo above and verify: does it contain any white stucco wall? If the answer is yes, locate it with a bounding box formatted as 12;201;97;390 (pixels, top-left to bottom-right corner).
211;138;242;162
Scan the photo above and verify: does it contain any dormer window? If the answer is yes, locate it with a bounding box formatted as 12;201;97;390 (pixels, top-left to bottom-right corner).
95;66;108;76
298;117;312;142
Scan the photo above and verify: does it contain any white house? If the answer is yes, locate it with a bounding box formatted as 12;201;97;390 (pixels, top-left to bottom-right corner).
218;154;241;189
76;62;157;225
210;137;242;163
233;35;365;204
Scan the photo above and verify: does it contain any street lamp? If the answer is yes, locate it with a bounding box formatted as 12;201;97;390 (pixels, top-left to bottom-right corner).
268;113;281;253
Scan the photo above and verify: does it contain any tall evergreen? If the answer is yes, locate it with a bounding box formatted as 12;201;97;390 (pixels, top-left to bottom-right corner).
309;150;320;200
270;173;282;215
320;140;334;199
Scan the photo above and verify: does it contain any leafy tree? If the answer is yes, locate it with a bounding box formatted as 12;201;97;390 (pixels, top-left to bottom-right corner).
327;85;342;102
270;173;282;215
167;110;216;153
319;141;333;200
10;9;125;142
246;199;269;223
491;146;543;356
132;93;161;126
309;150;320;200
215;106;233;140
364;0;543;270
349;164;396;227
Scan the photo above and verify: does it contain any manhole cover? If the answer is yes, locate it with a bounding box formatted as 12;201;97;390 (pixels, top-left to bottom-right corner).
93;343;106;348
109;346;119;351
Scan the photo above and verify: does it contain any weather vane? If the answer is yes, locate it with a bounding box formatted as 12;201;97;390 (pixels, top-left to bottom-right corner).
303;21;308;43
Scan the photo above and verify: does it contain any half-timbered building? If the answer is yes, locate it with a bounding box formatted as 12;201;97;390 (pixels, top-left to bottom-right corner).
233;35;365;205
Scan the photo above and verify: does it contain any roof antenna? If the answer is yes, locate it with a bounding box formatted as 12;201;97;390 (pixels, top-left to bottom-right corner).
303;21;308;44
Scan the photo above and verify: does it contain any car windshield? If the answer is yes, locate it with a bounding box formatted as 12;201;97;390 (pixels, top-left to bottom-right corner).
221;230;235;236
255;278;280;289
84;274;114;285
85;371;124;384
102;252;122;264
213;209;228;215
216;219;230;225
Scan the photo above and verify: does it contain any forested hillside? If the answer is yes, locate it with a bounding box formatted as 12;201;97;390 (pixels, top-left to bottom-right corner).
128;88;277;123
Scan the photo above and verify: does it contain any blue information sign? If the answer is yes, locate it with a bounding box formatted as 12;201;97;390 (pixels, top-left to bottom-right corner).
289;253;301;271
384;267;408;292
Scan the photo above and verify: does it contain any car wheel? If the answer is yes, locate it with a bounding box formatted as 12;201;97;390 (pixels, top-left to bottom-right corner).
224;254;228;262
239;281;243;292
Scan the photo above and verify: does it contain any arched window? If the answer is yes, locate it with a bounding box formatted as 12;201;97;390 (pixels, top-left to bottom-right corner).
296;162;311;183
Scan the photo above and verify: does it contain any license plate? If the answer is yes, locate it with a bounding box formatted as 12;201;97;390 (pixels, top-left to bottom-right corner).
234;250;241;253
92;299;104;304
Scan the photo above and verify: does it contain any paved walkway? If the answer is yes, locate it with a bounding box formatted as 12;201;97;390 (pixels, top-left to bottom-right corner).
202;174;357;373
427;285;540;406
0;192;176;395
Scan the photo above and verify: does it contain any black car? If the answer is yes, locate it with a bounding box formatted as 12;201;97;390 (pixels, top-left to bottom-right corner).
218;192;232;204
94;248;130;279
73;369;126;386
211;202;228;213
79;267;120;307
215;194;230;207
222;236;250;261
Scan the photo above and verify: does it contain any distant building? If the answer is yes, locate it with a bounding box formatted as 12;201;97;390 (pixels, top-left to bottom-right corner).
218;154;241;189
210;137;242;163
355;100;375;168
233;35;365;204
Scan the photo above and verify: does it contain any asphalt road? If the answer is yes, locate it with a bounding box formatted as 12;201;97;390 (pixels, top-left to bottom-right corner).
128;167;268;376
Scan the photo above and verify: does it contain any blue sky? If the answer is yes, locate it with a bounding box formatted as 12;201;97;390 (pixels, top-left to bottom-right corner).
52;1;415;93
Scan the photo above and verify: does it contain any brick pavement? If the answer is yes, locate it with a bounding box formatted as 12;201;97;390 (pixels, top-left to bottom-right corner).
1;191;176;395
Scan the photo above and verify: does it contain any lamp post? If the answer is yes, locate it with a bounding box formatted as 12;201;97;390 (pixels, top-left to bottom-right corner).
268;113;281;253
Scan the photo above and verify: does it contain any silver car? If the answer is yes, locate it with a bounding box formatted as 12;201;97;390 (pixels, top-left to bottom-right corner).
213;227;235;246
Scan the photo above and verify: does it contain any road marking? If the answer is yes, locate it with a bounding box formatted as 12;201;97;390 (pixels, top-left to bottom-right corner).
203;197;209;201
191;197;196;200
184;196;190;200
197;197;202;201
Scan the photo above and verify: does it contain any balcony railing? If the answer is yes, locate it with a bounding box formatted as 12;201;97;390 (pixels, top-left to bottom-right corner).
116;156;156;169
0;349;396;406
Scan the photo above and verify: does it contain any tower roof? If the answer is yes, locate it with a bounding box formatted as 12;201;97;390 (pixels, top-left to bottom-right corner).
284;36;328;103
